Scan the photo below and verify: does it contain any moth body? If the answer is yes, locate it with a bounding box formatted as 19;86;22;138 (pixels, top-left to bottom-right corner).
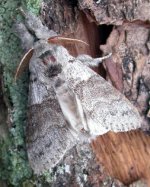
27;42;91;174
15;12;141;174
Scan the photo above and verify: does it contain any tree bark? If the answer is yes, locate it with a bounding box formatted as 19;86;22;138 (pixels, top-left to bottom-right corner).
0;0;150;186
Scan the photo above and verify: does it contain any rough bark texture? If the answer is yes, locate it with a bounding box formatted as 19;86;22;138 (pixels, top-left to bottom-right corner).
99;24;150;129
41;143;124;187
0;65;8;142
78;0;150;25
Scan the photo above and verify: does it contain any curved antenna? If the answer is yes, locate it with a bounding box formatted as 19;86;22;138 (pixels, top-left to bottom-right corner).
48;36;89;46
14;48;34;82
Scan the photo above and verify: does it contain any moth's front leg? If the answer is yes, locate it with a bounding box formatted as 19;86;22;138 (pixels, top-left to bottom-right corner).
77;53;112;68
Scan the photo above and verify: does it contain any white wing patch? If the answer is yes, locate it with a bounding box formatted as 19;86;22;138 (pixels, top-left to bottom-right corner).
54;78;87;139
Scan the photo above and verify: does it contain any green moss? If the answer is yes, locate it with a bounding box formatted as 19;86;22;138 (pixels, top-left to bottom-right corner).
22;180;35;187
0;0;40;186
25;0;42;15
41;171;53;184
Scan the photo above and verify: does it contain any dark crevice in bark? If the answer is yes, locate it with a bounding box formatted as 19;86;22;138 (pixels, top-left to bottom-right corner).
66;0;78;7
0;65;8;141
73;12;113;78
98;24;113;45
97;24;113;78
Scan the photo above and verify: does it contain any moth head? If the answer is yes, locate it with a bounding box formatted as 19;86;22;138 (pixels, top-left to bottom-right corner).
14;40;74;82
39;50;63;78
29;42;73;84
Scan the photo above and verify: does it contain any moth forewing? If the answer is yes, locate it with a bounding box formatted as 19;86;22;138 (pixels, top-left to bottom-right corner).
62;58;141;135
26;46;80;174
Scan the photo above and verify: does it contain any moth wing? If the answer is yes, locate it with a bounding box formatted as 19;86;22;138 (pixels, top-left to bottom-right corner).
63;60;141;136
27;71;77;174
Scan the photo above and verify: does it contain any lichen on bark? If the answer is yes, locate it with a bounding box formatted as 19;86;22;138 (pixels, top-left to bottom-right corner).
0;0;41;186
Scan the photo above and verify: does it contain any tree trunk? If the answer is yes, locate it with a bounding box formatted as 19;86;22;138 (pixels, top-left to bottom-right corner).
0;0;150;186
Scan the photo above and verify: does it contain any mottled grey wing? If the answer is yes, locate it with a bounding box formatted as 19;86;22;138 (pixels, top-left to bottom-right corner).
27;72;76;174
63;60;141;136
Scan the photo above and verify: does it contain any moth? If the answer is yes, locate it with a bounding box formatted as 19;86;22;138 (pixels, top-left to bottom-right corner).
15;12;141;174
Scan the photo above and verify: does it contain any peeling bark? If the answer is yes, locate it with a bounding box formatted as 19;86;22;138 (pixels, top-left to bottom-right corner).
100;25;150;130
78;0;150;25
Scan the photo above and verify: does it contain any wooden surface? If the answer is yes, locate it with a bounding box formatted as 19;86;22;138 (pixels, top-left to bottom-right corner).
92;130;150;185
